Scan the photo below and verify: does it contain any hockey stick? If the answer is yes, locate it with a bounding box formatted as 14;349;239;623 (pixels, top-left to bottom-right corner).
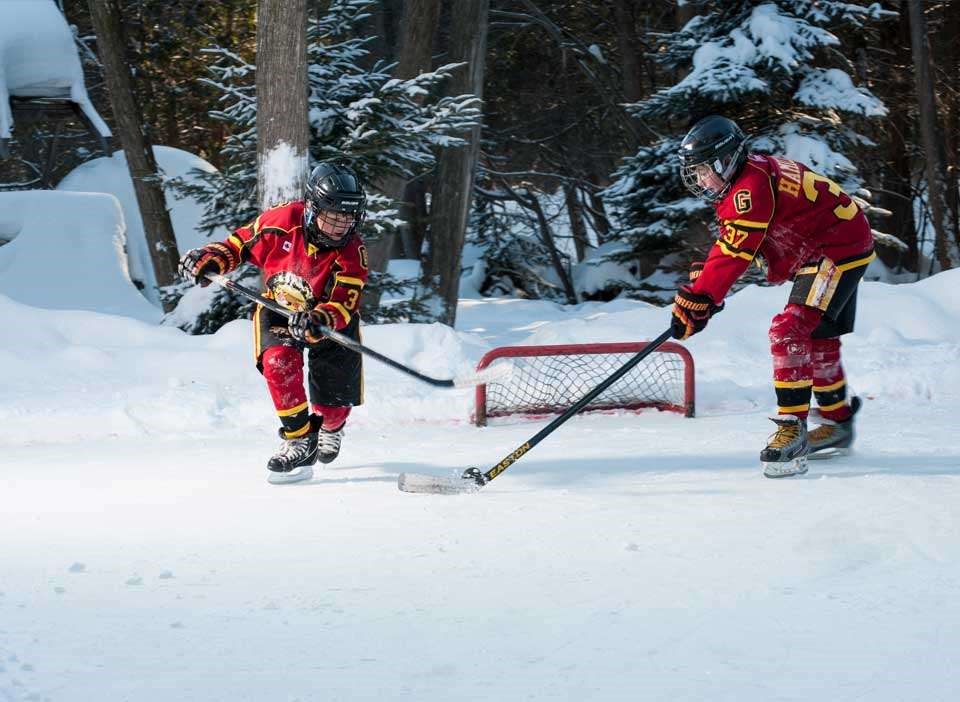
398;327;675;494
205;273;510;389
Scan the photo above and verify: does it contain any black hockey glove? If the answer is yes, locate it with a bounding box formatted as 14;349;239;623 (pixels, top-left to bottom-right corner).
178;243;236;286
671;285;724;340
288;310;326;345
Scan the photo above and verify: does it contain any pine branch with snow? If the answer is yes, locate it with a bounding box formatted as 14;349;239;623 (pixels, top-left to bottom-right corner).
601;0;895;300
168;0;481;332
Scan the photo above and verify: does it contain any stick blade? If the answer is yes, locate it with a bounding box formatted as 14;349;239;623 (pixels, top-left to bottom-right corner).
452;362;514;388
397;472;482;495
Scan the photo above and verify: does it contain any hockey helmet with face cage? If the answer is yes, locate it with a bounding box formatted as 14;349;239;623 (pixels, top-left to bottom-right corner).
679;116;749;203
303;162;366;248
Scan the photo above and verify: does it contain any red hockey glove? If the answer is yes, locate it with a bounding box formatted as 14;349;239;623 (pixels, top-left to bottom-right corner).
688;261;705;283
288;310;327;345
178;243;237;286
671;285;724;340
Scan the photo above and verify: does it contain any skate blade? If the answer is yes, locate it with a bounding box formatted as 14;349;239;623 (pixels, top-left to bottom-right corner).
398;472;482;494
267;465;314;485
762;455;808;479
807;447;850;461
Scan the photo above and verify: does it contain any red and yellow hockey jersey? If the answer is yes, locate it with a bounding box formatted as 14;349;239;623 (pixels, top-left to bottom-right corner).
222;201;368;331
690;154;874;305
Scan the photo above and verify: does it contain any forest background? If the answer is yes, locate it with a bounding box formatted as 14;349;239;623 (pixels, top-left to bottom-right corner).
1;0;957;329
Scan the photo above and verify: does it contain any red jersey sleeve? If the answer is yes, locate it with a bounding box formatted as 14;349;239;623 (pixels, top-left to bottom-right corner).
690;159;775;305
225;205;299;268
311;236;369;331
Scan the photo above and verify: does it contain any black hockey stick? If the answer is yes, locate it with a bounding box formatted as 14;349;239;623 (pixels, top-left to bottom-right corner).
205;273;510;388
398;327;676;494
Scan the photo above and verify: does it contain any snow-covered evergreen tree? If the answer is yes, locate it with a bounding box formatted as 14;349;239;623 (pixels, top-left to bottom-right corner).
465;189;572;301
602;0;894;300
169;0;480;332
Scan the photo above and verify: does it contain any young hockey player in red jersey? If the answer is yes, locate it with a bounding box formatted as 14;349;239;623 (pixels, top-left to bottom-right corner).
179;162;368;484
670;116;874;478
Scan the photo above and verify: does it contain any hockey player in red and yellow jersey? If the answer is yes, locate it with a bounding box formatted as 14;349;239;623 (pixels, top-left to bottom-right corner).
671;116;874;478
179;162;369;484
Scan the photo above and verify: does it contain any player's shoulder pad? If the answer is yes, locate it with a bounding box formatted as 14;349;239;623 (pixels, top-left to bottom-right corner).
255;200;304;235
339;232;369;271
715;154;774;230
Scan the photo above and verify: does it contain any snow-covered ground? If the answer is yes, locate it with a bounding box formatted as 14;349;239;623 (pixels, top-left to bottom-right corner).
2;266;959;701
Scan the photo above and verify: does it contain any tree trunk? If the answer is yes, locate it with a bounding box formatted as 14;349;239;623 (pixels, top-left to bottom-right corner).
399;178;428;258
365;0;443;286
564;183;590;262
256;0;309;210
877;0;918;271
907;0;960;269
422;0;488;326
676;0;699;27
610;0;643;104
586;172;612;244
356;0;400;68
389;0;442;262
396;0;443;79
87;0;179;311
940;0;960;246
525;189;577;304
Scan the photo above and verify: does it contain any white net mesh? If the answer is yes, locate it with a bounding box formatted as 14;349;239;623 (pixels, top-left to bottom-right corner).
476;343;694;425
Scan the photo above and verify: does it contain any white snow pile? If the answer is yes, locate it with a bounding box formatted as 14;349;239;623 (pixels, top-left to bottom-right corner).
0;267;958;448
57;146;229;304
0;190;158;321
0;0;109;140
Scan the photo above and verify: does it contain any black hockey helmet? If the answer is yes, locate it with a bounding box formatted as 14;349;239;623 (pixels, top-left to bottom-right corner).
678;115;749;203
303;162;366;248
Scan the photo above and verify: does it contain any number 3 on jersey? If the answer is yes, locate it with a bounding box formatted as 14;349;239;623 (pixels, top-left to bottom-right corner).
344;288;360;310
802;171;858;221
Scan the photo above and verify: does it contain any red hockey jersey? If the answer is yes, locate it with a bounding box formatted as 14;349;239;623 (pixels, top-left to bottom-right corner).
690;154;874;305
223;201;368;331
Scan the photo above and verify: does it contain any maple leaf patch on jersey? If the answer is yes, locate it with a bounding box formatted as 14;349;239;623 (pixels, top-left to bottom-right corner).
267;271;315;312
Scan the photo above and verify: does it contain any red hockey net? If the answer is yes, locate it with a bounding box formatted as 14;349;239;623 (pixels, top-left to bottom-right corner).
474;341;695;426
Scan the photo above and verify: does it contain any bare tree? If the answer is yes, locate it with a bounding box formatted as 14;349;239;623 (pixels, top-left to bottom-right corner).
87;0;179;310
499;180;577;303
907;0;960;269
422;0;489;325
256;0;308;209
874;0;918;271
365;0;443;296
564;183;590;263
939;0;960;241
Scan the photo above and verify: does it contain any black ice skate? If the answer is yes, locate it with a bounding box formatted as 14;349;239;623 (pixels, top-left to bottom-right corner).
267;430;318;484
317;425;344;464
808;396;861;460
761;415;808;478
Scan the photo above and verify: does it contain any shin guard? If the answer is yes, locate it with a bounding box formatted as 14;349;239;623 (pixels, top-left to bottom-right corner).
261;346;311;436
812;337;851;422
769;304;823;419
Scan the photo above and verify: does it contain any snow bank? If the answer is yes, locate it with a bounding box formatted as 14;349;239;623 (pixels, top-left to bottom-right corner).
0;0;109;140
0;190;158;321
0;266;958;447
57;146;229;304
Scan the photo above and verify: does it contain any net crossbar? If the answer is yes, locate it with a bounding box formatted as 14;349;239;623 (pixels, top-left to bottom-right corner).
474;341;694;426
